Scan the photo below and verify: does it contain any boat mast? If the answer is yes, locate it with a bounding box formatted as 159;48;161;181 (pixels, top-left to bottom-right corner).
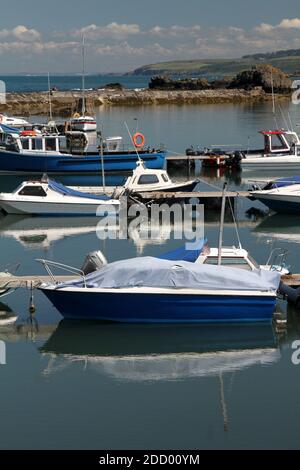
218;182;227;266
48;72;53;121
81;36;86;117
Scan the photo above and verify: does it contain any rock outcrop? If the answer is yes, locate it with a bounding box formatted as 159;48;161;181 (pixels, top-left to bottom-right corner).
229;64;291;93
149;75;211;90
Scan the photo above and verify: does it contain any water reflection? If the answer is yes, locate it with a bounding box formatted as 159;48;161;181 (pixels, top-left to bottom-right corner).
0;302;17;327
40;321;280;382
0;214;99;250
253;214;300;244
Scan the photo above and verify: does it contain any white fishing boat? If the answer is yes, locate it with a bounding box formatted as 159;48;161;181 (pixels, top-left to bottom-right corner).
0;114;29;128
123;160;198;194
69;115;97;132
241;129;300;170
188;129;300;170
0;178;120;216
68;37;97;133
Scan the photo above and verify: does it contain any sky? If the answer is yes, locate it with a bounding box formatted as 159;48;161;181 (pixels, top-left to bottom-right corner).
1;0;300;73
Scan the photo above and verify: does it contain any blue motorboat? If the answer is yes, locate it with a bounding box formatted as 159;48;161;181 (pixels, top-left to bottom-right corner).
38;255;281;324
250;175;300;214
0;125;166;174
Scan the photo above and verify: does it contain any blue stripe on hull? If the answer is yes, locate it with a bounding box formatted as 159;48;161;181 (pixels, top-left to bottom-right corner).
257;197;300;214
42;290;276;323
0;151;166;173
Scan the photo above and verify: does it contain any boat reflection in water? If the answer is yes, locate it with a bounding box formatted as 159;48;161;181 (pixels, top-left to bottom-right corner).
40;321;280;381
0;302;18;327
0;214;99;249
253;213;300;244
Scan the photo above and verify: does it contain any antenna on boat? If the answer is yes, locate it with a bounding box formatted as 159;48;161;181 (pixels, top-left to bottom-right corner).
99;124;106;193
81;35;86;117
287;111;295;132
270;70;280;129
218;182;227;266
271;70;276;115
124;121;142;162
278;104;290;131
47;72;53;121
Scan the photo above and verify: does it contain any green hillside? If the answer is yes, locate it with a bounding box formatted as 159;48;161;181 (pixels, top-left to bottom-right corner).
129;52;300;76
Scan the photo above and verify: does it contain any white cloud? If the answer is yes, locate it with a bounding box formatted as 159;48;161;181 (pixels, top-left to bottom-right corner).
278;18;300;29
0;25;41;42
254;23;274;34
72;23;140;40
255;18;300;34
149;25;201;37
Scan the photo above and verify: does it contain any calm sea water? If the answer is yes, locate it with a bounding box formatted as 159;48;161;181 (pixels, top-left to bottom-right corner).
0;75;150;93
1;101;300;449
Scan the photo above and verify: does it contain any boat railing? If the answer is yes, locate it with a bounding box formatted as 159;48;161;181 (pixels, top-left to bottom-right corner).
36;259;87;287
266;248;289;272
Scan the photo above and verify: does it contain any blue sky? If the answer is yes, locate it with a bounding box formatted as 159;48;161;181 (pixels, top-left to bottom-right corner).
0;0;300;73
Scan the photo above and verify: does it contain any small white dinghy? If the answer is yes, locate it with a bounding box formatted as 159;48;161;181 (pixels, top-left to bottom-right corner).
0;177;120;216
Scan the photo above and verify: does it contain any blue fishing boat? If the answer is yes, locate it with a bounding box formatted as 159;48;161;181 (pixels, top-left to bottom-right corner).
0;125;166;174
38;256;281;324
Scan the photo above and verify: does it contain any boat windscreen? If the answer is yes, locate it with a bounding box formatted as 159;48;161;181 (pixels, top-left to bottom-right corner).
158;238;207;262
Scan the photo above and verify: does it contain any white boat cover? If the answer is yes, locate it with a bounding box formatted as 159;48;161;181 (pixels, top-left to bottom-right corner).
56;256;281;292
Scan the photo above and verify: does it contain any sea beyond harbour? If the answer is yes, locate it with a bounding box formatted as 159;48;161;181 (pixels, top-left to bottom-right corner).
1;100;300;449
0;75;150;93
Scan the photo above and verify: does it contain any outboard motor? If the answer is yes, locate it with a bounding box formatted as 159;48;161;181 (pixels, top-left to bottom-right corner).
81;251;108;275
225;151;243;168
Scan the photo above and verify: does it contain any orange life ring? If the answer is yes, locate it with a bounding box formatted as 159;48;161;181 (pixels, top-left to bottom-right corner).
133;132;145;148
20;130;38;137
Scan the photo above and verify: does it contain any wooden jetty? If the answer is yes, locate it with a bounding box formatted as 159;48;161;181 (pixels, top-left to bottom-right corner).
70;185;250;201
134;190;250;201
0;275;75;290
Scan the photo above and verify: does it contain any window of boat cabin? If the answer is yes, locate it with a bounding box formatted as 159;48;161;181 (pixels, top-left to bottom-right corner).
31;138;43;151
18;185;47;197
270;134;289;151
45;137;57;151
203;257;252;270
21;138;30;150
138;175;159;185
162;174;169;182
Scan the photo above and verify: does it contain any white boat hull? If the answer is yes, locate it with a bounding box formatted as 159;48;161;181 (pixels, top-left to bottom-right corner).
0;199;119;216
242;155;300;170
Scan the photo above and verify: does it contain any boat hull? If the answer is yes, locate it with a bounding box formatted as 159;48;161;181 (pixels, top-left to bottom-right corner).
41;288;277;323
133;180;198;194
241;156;300;170
0;150;166;174
0;199;119;216
252;193;300;214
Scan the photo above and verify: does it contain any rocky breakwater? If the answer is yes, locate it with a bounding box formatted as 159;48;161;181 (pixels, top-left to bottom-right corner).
0;65;292;116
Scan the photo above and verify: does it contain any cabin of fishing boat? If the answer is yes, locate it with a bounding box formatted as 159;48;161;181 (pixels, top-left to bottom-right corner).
65;131;123;155
1;130;69;156
258;129;300;155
